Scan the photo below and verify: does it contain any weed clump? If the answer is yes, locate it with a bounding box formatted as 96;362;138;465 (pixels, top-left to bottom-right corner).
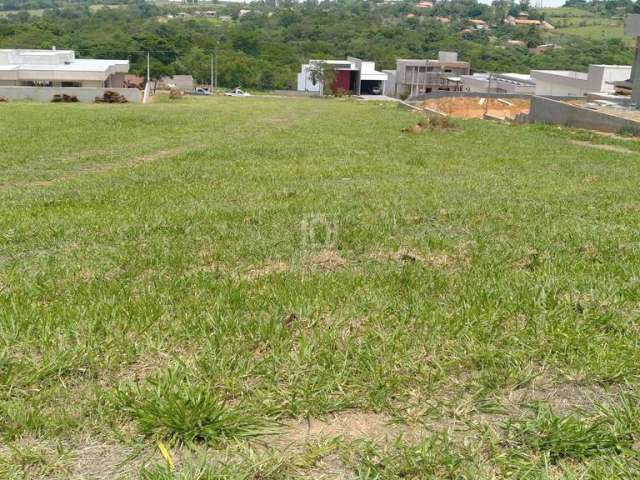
402;115;454;133
504;405;628;462
112;369;276;445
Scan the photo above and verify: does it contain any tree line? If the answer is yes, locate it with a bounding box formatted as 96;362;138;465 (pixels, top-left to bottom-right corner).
0;0;634;89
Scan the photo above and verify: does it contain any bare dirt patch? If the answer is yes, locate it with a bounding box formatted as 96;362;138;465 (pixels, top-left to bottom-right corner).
67;441;148;480
421;97;530;120
501;381;623;414
273;412;402;447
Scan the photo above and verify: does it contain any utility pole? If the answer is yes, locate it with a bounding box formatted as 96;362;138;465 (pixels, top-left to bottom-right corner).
210;53;214;92
214;50;218;90
484;73;492;116
146;51;150;85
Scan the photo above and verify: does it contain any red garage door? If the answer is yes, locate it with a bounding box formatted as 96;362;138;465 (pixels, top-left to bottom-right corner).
332;70;351;94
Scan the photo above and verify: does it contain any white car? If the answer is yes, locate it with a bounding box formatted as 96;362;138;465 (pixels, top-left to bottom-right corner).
224;88;251;97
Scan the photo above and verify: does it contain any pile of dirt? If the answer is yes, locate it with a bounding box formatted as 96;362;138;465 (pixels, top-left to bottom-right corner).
421;97;530;120
169;87;183;100
95;90;128;103
0;96;7;102
402;115;453;133
51;93;79;103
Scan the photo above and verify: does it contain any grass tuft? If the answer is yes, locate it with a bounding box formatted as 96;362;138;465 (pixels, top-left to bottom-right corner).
112;368;277;446
504;404;629;462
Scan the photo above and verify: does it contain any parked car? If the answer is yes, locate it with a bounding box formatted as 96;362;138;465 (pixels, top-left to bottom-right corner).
193;87;212;96
224;88;251;97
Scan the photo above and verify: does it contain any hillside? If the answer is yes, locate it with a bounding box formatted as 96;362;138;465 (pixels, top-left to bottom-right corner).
0;1;634;89
2;96;640;478
544;6;635;47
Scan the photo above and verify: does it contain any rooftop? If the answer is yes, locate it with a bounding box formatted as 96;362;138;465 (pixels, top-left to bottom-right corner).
0;49;129;81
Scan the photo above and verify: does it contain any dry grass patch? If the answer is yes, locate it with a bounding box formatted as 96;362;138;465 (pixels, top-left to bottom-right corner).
570;140;634;154
242;260;289;280
502;382;624;415
303;250;348;272
367;248;469;271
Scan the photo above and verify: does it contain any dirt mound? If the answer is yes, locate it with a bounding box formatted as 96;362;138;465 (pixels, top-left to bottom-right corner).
51;93;79;103
169;87;183;100
95;90;128;103
421;97;530;120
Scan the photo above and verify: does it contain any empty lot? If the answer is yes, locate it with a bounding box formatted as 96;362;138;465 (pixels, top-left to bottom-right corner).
1;96;640;478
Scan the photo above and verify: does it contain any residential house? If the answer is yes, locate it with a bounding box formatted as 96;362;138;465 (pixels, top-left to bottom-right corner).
461;73;536;94
470;19;489;30
531;65;632;97
383;52;471;98
415;1;433;8
506;12;554;29
297;58;388;95
0;48;140;102
529;43;560;55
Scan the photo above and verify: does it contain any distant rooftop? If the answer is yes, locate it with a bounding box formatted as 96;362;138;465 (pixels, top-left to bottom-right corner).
0;48;129;81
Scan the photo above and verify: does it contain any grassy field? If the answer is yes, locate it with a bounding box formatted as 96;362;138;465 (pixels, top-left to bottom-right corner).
2;95;640;478
544;7;633;46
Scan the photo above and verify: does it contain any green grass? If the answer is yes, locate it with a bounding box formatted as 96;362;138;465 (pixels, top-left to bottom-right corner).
544;7;633;46
1;96;640;478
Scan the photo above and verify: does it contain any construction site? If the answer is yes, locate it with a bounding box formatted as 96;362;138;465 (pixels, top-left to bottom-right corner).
420;96;531;120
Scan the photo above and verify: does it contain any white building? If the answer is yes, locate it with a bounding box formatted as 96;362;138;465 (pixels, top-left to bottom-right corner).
531;65;632;97
297;57;387;95
461;73;536;94
0;48;129;87
0;48;139;102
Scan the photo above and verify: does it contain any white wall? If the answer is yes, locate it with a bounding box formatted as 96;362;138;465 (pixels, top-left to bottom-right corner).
0;86;141;103
535;79;585;97
297;65;322;93
586;65;632;93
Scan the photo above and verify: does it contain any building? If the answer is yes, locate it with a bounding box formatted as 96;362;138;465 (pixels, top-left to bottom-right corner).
506;40;527;48
0;48;140;102
469;19;489;30
531;65;632;97
157;75;194;92
0;48;129;88
506;13;554;29
461;73;536;94
415;1;433;8
529;43;560;55
383;52;471;98
297;58;388;95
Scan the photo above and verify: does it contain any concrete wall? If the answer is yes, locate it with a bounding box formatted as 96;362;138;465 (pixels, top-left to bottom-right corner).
409;91;535;101
535;78;586;97
529;95;640;135
0;86;141;103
